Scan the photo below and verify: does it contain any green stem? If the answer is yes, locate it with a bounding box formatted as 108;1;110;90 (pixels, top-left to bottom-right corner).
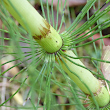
3;0;62;53
60;50;109;107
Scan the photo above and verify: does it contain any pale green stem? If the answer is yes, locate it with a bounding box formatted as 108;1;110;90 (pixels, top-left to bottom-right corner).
2;0;110;107
61;50;109;107
3;0;62;53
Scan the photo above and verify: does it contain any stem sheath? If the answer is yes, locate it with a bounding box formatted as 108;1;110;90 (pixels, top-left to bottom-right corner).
61;50;109;107
3;0;62;53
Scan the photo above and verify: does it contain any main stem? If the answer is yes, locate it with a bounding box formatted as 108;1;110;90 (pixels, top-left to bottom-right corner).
60;50;109;107
3;0;109;107
2;0;62;53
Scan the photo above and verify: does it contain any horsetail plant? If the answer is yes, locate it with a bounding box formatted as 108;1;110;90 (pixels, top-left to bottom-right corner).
0;0;110;109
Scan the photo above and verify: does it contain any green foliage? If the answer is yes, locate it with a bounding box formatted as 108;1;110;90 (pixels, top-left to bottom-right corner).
0;0;110;109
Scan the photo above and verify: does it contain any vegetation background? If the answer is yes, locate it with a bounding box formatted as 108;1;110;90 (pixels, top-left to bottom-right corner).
0;0;110;110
